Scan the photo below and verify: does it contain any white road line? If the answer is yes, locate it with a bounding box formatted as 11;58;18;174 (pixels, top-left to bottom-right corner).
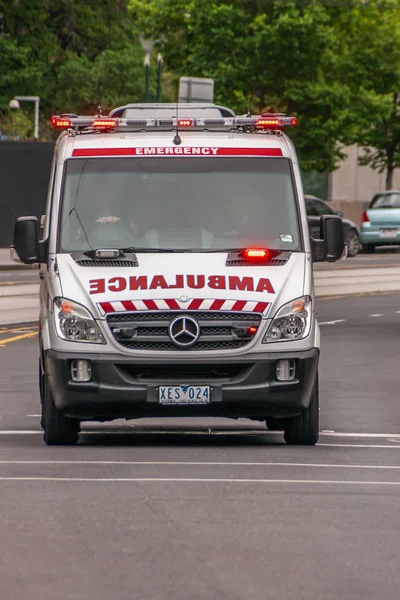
26;415;40;418
319;443;400;448
0;477;399;485
319;320;346;325
320;432;400;438
0;460;399;469
369;314;384;317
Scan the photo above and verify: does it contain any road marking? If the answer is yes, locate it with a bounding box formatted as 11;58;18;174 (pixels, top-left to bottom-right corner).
0;477;399;485
319;319;346;325
320;432;400;438
0;281;38;286
0;460;399;469
319;443;400;448
0;331;38;346
369;314;383;317
26;415;41;418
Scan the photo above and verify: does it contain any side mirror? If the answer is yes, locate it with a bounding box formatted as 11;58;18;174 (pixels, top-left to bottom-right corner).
13;216;40;263
311;215;344;262
336;210;344;217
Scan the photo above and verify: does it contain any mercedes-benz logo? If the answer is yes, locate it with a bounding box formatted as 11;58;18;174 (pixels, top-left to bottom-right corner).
169;315;200;348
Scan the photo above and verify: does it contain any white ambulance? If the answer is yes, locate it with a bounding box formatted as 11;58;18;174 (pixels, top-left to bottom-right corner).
14;107;344;446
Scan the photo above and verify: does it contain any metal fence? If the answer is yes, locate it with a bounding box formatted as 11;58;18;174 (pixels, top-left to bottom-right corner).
0;141;54;247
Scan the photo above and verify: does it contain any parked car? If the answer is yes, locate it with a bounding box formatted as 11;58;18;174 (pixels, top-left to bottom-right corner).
305;195;361;257
359;190;400;253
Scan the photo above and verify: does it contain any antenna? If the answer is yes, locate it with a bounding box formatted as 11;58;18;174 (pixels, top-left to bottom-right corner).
173;97;182;145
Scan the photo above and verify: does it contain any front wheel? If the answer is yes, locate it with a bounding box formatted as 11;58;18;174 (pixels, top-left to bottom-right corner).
346;230;361;257
283;376;319;446
42;377;80;445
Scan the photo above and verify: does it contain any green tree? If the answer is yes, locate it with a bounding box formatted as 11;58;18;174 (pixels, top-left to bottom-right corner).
130;0;351;172
334;0;400;189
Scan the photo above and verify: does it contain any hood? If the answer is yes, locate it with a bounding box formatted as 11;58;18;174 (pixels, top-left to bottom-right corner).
55;252;306;319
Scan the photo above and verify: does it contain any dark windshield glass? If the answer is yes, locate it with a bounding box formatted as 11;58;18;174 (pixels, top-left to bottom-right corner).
59;157;300;252
370;193;400;208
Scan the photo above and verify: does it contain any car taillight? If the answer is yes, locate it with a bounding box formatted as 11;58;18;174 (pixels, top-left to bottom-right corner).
361;211;370;223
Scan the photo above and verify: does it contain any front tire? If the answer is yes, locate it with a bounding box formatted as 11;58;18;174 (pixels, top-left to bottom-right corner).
283;376;319;446
42;377;80;445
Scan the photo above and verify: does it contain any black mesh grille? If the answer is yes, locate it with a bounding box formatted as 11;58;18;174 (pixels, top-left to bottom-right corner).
226;259;288;267
117;363;249;380
118;340;248;351
108;311;257;323
76;259;138;267
107;311;262;351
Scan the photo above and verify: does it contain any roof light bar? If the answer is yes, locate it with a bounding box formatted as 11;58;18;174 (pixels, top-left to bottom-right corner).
50;114;297;132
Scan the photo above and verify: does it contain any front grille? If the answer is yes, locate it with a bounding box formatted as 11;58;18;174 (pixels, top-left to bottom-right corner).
117;363;249;380
107;311;262;351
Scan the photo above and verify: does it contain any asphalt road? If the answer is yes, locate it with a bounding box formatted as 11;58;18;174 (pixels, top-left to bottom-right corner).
1;293;400;600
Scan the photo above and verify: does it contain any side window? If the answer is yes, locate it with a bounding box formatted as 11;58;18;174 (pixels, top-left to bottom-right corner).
305;199;319;216
314;199;334;216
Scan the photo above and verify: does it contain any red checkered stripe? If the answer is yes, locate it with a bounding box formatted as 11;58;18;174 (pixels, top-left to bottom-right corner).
98;298;270;315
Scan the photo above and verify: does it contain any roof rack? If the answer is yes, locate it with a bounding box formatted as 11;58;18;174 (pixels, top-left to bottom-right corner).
51;113;297;134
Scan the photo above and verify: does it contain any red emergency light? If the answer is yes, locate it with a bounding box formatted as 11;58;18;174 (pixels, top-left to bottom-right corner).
51;116;72;128
256;115;297;129
92;119;117;129
177;119;193;127
243;249;270;259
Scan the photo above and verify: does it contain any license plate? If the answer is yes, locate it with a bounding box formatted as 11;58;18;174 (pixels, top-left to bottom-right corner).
380;228;398;238
159;385;211;405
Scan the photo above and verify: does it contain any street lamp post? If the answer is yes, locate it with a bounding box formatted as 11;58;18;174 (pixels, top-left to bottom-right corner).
139;35;155;103
157;54;163;102
9;96;40;141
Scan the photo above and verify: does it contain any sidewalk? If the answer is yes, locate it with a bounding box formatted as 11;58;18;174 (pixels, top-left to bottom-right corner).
0;248;38;271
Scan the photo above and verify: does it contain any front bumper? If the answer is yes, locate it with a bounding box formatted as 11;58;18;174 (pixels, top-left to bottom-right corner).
44;348;319;422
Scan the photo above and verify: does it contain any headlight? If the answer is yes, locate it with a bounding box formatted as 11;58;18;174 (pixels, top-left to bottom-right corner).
263;296;312;343
54;298;105;344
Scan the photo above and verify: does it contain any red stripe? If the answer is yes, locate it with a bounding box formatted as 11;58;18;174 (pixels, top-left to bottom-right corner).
188;298;204;310
165;298;180;309
72;147;283;158
231;300;247;312
143;299;158;310
209;299;225;310
73;148;137;157
121;300;136;311
99;302;115;314
253;302;269;313
216;148;282;156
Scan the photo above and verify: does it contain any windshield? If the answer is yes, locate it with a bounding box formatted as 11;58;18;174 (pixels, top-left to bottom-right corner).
59;156;301;253
370;193;400;209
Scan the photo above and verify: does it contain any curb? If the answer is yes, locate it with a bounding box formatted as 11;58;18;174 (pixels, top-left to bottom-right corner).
0;264;39;271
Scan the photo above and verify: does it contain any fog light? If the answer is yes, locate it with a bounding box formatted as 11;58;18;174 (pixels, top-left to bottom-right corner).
276;359;295;381
71;360;92;382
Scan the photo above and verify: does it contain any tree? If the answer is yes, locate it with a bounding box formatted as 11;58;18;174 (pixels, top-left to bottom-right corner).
0;0;170;137
333;0;400;189
129;0;352;172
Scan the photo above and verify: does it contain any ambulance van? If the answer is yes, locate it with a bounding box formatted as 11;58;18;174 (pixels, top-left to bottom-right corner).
13;108;344;445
